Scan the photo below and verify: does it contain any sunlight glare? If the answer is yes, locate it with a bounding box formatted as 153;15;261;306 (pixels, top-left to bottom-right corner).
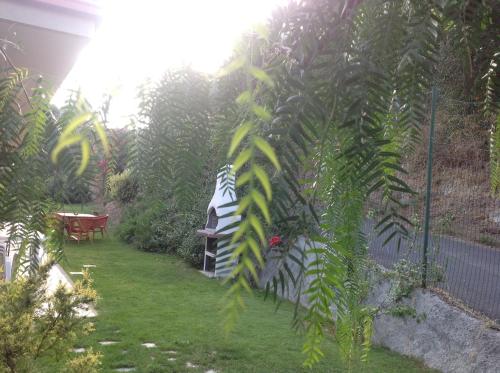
53;0;287;127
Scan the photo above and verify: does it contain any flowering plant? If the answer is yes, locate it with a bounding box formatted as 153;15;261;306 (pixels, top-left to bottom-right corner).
268;235;282;248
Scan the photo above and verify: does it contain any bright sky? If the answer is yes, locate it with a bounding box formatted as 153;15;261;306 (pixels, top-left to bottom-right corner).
53;0;288;127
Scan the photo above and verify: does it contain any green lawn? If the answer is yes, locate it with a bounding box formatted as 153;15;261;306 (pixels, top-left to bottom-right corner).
54;237;434;373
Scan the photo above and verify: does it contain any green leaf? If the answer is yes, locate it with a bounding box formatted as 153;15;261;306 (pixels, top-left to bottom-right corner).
228;122;253;157
94;121;110;156
218;56;246;77
249;66;274;88
51;135;82;163
236;91;253;106
231;220;249;244
249;214;266;244
77;140;91;175
236;195;252;215
251;105;272;121
252;164;272;200
233;242;248;257
247;236;264;266
239;276;253;294
254;137;281;170
233;148;252;172
59;113;92;140
251;189;271;223
236;171;252;187
244;257;259;281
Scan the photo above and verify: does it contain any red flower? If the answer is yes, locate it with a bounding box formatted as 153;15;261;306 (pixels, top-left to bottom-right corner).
269;235;282;248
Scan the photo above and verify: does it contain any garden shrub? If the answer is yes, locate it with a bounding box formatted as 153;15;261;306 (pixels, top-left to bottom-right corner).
119;67;225;268
107;170;139;203
117;199;167;251
0;264;99;372
64;349;102;373
172;210;206;266
178;233;205;266
389;259;421;301
118;197;207;266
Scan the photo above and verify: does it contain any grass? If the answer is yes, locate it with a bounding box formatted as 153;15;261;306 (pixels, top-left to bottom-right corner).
51;236;435;373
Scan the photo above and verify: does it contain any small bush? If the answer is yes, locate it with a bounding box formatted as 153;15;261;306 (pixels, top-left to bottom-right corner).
107;170;139;203
65;349;102;373
117;197;206;267
117;199;166;250
0;264;98;372
176;215;205;266
389;259;421;301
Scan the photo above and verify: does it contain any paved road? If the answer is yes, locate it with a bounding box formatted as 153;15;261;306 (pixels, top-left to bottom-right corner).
363;221;500;321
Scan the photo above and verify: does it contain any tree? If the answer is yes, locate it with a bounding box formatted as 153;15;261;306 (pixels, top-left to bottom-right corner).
134;68;216;204
0;45;108;270
0;43;106;372
220;0;499;366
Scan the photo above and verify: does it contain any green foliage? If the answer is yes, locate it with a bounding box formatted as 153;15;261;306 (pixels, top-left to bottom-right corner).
219;33;281;334
46;91;107;206
490;114;500;195
388;260;422;302
97;127;135;206
0;62;59;271
216;0;499;368
439;0;500;194
219;0;436;365
123;67;233;266
107;169;138;204
64;348;102;373
0;264;99;372
0;50;106;373
177;232;205;266
133;68;216;203
117;197;206;266
387;304;417;319
108;128;133;172
47;174;92;204
117;199;165;249
116;0;498;368
50;95;109;176
0;50;107;272
441;0;499;102
386;305;428;324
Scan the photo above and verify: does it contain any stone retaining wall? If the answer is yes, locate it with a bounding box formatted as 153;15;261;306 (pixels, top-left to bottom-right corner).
258;237;500;372
367;277;500;373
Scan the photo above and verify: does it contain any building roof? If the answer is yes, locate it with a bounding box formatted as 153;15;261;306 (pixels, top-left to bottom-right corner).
25;0;101;19
0;0;102;89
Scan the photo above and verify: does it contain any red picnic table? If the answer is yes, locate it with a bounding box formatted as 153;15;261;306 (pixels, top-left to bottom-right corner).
55;212;109;243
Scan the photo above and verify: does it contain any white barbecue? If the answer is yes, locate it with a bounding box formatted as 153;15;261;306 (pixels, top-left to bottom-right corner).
197;166;240;277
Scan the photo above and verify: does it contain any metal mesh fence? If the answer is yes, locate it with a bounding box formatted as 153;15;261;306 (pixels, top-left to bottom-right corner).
367;91;500;322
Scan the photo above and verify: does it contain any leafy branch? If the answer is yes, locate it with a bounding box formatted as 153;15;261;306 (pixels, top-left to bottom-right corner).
220;32;281;333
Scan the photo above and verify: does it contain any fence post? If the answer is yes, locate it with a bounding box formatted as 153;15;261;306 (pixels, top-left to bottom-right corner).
422;87;438;288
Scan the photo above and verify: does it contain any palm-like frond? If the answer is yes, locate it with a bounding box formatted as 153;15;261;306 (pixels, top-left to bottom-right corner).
220;0;496;367
0;53;103;273
132;69;216;206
